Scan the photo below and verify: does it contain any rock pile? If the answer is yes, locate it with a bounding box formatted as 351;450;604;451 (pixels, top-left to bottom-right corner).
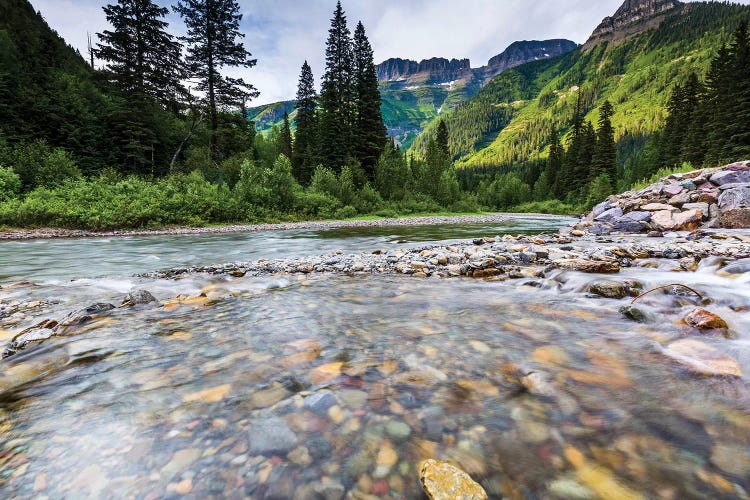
575;161;750;235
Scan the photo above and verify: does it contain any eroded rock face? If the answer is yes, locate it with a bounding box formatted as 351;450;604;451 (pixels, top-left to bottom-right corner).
420;459;488;500
584;0;683;50
718;187;750;229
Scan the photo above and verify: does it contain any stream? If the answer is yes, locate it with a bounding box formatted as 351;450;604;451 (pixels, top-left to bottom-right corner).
0;215;749;499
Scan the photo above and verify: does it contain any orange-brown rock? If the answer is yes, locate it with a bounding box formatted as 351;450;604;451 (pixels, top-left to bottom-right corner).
684;309;729;330
419;459;488;500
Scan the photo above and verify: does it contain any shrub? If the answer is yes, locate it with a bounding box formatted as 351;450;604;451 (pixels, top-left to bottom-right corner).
354;183;383;214
10;140;81;190
333;205;358;220
0;166;21;202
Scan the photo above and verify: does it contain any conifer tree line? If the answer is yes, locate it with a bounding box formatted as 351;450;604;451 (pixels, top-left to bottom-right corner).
636;21;750;178
289;1;387;184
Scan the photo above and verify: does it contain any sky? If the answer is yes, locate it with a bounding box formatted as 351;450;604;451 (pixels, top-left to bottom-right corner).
29;0;750;106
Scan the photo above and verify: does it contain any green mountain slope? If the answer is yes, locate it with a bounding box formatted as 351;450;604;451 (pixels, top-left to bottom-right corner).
413;1;750;171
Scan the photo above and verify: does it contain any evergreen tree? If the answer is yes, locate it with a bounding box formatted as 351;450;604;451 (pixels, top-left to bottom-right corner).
278;112;293;162
319;1;354;171
721;21;750;162
546;129;564;198
591;100;617;183
175;0;258;158
375;140;409;200
96;0;185;107
576;121;596;187
352;21;386;178
435;119;450;158
293;61;319;184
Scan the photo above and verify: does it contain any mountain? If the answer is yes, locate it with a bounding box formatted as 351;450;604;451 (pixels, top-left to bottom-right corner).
583;0;683;49
411;0;750;173
248;39;577;149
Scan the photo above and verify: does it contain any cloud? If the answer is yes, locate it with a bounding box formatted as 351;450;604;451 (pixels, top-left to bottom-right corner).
30;0;750;105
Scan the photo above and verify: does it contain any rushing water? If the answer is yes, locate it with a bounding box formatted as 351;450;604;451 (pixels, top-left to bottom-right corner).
1;217;749;499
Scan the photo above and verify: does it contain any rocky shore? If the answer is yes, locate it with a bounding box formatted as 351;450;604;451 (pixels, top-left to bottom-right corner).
574;160;750;235
0;214;553;241
143;230;750;281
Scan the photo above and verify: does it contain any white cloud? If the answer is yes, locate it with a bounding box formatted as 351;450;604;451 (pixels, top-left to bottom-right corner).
29;0;750;105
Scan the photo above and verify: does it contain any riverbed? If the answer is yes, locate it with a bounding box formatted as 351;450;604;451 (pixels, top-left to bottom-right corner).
1;216;749;499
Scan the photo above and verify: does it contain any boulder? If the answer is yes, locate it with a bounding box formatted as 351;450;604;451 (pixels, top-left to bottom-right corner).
710;167;750;186
718;182;750;191
642;203;679;212
592;200;613;219
684;309;729;331
663;339;742;377
662;184;684;196
682;203;710;220
718;187;750;228
594;207;623;223
669;192;691;206
587;280;628;299
121;290;158;307
651;210;676;231
673;209;703;231
558;259;620;274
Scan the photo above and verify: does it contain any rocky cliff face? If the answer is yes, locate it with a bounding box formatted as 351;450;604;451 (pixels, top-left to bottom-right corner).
376;39;577;86
376;57;471;84
584;0;683;50
484;40;578;79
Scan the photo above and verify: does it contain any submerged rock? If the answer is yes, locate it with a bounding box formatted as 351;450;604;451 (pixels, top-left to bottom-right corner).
663;339;742;377
419;459;488;500
120;290;158;307
587;280;628;299
248;417;299;455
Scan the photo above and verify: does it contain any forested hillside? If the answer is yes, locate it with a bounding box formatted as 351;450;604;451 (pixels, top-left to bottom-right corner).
416;1;750;182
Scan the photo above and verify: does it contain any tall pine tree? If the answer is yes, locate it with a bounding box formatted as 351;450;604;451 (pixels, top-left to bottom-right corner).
319;1;354;171
293;61;320;184
96;0;185;107
352;21;386;178
591;100;617;183
175;0;258;159
435;119;450;158
278;111;293;161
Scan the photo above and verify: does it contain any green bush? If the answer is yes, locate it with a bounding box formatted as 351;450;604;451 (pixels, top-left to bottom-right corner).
10;140;81;189
333;205;358;220
354;183;383;214
0;166;21;202
295;190;341;218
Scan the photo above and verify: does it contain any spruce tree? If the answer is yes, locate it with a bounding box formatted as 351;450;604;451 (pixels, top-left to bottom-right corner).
97;0;185;107
319;1;354;171
722;21;750;162
293;61;319;184
175;0;258;158
279;112;293;162
546;129;564;198
591;100;617;183
435;119;450;158
352;21;386;177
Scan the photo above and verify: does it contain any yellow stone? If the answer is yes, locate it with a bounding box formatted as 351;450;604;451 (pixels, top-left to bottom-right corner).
663;339;742;377
377;445;398;467
328;405;346;424
182;384;231;403
311;362;344;385
532;346;570;366
419;459;488;500
174;478;193;495
564;446;643;500
280;350;320;368
469;340;491;353
378;360;398;375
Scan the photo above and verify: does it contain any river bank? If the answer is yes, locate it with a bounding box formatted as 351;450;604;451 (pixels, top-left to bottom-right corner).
0;213;569;241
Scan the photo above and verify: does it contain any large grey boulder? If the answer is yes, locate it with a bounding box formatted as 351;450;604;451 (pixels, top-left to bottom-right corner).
719;187;750;228
710;163;750;186
594;207;623;223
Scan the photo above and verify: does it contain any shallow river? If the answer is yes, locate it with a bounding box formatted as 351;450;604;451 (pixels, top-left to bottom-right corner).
1;216;749;499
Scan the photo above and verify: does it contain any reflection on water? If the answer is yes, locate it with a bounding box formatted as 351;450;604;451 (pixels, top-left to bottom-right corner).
1;270;749;498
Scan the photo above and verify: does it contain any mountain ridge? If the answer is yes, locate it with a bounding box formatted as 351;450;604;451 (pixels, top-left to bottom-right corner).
375;39;578;85
583;0;683;49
